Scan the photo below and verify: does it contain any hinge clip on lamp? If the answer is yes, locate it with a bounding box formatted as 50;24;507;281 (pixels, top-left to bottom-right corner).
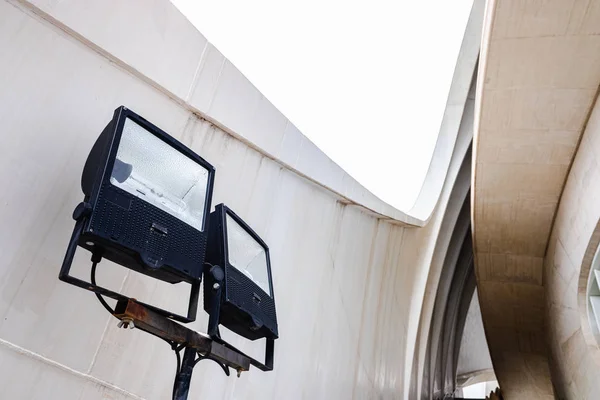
59;106;278;399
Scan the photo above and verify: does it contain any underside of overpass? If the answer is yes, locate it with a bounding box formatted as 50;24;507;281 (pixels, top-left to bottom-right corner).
415;0;600;398
472;0;600;399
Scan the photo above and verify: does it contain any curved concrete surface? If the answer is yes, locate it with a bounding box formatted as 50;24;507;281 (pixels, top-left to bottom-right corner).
472;0;600;398
12;0;482;227
408;0;484;223
544;93;600;398
409;69;477;399
402;3;485;390
410;160;471;399
0;0;483;399
419;160;472;399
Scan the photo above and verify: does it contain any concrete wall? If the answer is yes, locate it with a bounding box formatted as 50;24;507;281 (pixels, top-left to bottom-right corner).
544;89;600;399
0;0;478;399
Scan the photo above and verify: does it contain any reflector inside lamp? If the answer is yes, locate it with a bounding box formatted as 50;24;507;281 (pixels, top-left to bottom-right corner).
110;118;209;231
226;214;271;296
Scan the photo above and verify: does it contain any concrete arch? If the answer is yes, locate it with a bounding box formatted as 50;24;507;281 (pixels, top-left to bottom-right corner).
409;146;472;399
424;202;474;399
418;196;472;399
544;88;600;399
577;219;600;360
409;68;477;399
438;255;476;398
472;0;600;398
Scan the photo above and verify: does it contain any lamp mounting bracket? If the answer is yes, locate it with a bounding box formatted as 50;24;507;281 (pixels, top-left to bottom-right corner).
112;298;251;400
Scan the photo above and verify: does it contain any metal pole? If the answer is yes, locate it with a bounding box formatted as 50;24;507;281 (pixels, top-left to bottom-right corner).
173;347;197;400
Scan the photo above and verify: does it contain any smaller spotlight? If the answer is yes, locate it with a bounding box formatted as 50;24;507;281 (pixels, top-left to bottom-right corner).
204;204;278;341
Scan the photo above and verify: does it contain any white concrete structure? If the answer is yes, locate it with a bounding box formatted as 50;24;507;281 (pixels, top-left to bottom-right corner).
0;0;489;399
472;0;600;398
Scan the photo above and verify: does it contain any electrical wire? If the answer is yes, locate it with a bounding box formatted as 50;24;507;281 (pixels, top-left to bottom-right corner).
89;260;229;398
91;261;115;315
88;260;203;399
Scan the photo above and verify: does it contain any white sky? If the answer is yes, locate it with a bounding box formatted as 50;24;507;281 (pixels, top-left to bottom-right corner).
172;0;472;211
462;381;499;398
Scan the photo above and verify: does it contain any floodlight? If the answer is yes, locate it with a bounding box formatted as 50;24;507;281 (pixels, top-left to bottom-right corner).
60;106;215;322
59;107;277;397
204;204;278;341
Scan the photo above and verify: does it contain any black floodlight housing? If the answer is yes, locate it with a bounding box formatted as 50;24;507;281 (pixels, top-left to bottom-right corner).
204;204;278;343
60;106;215;322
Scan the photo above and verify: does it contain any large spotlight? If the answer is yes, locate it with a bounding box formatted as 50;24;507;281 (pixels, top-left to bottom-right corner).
204;204;278;342
59;106;277;393
60;106;215;322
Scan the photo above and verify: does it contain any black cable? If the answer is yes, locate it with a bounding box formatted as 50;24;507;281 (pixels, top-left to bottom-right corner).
172;343;182;375
175;350;182;376
89;259;228;397
88;260;197;399
91;261;115;315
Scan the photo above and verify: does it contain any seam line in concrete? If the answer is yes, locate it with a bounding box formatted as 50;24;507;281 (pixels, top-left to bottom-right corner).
0;337;144;400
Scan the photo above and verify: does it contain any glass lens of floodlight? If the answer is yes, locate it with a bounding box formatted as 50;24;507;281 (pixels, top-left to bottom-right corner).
110;118;209;231
226;214;270;296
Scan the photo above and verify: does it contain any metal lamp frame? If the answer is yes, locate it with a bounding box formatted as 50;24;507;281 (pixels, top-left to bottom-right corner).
59;201;201;323
58;106;276;400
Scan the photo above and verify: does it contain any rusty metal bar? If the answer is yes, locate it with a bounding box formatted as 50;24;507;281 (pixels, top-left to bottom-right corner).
114;299;251;372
